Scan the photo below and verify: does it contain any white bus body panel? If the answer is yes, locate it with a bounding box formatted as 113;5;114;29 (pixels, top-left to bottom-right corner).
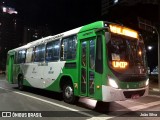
23;61;66;88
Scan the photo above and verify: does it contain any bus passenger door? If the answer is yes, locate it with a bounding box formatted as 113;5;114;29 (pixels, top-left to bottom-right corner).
80;38;96;97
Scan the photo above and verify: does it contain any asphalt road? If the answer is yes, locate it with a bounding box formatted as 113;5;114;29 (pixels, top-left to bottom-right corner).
0;74;160;120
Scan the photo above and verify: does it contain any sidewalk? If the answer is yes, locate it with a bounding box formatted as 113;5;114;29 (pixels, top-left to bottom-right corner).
149;75;160;92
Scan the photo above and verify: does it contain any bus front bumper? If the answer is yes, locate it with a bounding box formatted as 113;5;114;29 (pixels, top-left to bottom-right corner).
102;85;149;102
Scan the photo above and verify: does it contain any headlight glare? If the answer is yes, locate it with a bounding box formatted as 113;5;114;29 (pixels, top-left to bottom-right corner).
146;78;149;86
108;76;118;88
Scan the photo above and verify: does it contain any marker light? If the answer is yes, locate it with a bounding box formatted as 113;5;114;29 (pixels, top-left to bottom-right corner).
112;61;128;69
146;78;149;86
109;25;138;39
138;50;142;56
108;76;118;88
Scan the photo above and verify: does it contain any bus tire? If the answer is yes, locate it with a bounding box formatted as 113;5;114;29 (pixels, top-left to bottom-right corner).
94;101;110;113
18;75;24;91
63;84;78;104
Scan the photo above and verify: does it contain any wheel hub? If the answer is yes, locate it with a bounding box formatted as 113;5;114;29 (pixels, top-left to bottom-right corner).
65;86;73;98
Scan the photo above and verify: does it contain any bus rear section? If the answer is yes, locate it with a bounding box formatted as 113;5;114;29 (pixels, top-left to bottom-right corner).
6;51;15;84
101;24;149;102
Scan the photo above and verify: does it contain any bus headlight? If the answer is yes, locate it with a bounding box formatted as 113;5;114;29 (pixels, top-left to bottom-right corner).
108;76;118;88
145;78;149;86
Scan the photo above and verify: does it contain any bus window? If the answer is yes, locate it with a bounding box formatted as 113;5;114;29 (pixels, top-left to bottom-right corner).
89;40;95;69
26;48;34;63
17;50;26;64
61;35;77;60
95;35;103;74
34;44;45;62
15;52;18;64
46;40;60;61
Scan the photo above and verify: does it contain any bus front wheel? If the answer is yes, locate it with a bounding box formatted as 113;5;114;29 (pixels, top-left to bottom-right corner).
63;84;78;104
18;75;24;91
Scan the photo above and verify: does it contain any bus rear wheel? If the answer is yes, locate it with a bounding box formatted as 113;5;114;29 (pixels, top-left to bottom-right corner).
18;75;24;91
63;84;78;104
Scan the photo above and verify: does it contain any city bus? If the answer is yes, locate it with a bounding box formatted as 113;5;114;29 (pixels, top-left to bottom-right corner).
6;21;149;109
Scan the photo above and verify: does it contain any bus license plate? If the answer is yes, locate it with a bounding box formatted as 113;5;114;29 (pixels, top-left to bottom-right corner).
131;94;140;99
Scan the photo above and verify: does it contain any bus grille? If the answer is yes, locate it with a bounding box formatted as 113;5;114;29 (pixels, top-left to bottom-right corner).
118;76;147;82
123;90;145;98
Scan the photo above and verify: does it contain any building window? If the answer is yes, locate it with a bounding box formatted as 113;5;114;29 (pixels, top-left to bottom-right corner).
46;40;60;61
61;35;77;60
34;44;45;62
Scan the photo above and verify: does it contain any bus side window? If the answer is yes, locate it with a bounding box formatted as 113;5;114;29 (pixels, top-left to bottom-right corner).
95;35;103;74
15;52;18;64
34;44;45;62
46;40;60;62
26;48;34;63
17;50;26;64
61;35;77;60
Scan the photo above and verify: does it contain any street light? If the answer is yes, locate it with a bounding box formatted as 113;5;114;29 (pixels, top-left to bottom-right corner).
114;0;119;4
148;46;153;50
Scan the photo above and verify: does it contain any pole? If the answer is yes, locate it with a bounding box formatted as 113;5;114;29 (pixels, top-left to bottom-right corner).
149;26;160;90
139;22;160;90
152;26;160;90
154;27;160;90
158;0;160;90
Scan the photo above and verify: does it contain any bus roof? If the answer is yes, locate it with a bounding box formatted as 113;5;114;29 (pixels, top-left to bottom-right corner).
8;21;139;54
8;26;82;53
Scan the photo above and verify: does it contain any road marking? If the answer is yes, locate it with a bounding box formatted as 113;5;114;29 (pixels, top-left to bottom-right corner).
88;97;160;119
152;88;160;92
87;117;113;120
148;95;160;98
128;100;160;111
115;100;160;112
0;86;93;117
125;99;145;104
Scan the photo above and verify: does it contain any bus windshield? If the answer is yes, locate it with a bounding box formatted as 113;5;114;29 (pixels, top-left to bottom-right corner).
107;34;147;74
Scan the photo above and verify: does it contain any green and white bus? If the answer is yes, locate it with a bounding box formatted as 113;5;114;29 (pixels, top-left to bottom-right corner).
6;21;149;106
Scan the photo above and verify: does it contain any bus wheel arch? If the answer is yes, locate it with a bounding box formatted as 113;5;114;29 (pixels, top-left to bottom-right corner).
60;76;79;104
18;74;24;91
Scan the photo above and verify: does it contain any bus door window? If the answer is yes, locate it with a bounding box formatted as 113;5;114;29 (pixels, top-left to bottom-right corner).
89;39;95;95
81;68;86;93
90;40;95;69
82;41;87;66
81;41;87;93
89;71;94;95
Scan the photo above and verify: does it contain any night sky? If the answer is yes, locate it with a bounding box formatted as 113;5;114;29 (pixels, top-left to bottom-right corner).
1;0;159;69
4;0;101;33
3;0;158;33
